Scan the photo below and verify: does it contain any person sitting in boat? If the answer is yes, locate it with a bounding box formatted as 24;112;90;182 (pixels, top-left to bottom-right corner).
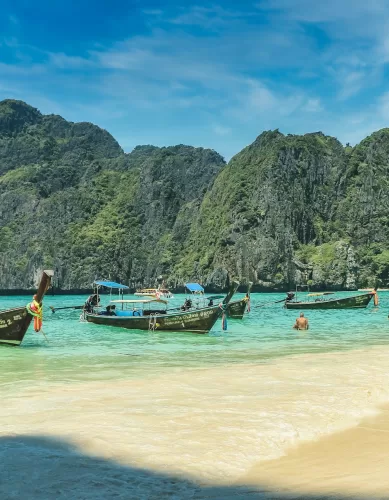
293;312;309;330
181;298;192;311
208;298;214;307
99;305;117;316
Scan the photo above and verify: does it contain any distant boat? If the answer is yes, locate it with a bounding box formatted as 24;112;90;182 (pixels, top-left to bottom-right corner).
0;270;54;346
358;288;389;291
284;291;376;310
134;287;174;299
182;281;253;319
227;282;253;319
85;281;239;334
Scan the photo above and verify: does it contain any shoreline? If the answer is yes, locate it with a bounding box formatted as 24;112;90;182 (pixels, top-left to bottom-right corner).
236;404;389;498
2;345;389;484
2;287;382;296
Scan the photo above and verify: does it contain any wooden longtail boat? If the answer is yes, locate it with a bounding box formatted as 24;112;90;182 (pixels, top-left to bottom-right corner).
86;281;239;334
0;270;54;346
227;281;253;319
284;291;375;310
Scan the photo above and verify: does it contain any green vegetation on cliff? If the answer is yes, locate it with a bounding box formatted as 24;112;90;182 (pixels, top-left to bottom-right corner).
0;100;225;289
1;99;389;290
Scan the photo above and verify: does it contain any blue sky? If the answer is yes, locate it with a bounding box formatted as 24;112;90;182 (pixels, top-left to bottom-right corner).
1;0;389;159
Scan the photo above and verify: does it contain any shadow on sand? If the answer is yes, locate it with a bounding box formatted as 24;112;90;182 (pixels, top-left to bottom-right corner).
0;435;377;499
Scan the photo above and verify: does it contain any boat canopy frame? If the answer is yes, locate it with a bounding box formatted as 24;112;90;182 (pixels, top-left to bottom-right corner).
93;279;129;306
185;283;205;294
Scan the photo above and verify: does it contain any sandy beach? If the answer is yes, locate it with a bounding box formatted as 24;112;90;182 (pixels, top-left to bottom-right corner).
237;405;389;499
2;344;389;498
2;408;389;499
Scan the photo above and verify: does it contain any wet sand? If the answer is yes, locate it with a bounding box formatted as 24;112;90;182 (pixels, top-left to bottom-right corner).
238;405;389;499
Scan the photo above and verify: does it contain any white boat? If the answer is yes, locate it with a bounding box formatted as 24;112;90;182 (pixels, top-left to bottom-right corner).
134;288;174;299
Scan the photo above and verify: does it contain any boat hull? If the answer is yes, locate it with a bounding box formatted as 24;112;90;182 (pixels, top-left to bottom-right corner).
227;299;248;319
86;305;222;334
0;270;54;347
0;307;31;346
285;293;373;310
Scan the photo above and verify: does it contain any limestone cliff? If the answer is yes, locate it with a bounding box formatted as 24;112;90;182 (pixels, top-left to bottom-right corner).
1;99;389;290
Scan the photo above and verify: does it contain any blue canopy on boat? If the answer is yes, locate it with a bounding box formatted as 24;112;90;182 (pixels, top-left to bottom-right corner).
185;283;204;293
94;280;129;290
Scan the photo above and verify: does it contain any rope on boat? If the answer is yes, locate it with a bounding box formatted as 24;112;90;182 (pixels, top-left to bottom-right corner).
26;296;43;332
26;298;49;342
39;329;49;342
149;315;158;331
219;303;228;331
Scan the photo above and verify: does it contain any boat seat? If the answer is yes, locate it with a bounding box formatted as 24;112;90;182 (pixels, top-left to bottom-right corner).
143;309;167;316
115;310;143;317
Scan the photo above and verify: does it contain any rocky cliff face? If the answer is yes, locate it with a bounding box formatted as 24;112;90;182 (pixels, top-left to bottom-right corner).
1;99;389;290
0;100;225;289
173;130;349;289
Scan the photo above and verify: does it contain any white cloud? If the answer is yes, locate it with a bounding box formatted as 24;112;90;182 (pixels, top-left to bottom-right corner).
379;91;389;120
303;99;322;112
48;52;94;69
258;0;389;33
8;14;19;25
142;9;163;16
337;71;366;100
212;124;232;136
4;1;389;158
246;81;278;112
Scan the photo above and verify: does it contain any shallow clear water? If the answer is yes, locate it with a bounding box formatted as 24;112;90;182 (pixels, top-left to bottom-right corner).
1;291;389;490
1;291;388;387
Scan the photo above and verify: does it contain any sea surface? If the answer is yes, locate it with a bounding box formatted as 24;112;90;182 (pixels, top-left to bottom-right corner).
1;291;389;496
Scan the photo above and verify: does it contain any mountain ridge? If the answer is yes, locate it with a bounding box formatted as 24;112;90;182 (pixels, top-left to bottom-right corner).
1;99;388;291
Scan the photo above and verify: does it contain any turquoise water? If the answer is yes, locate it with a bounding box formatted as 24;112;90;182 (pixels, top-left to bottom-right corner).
2;291;389;490
1;291;388;387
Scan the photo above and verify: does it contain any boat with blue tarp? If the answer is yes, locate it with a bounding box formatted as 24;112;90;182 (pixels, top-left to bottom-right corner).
85;281;239;334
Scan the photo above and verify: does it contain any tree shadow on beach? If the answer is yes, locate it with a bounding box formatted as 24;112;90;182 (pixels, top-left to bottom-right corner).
0;435;378;500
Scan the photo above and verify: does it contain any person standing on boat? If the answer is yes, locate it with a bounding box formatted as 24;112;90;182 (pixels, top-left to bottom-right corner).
84;294;99;313
293;312;309;330
286;291;295;302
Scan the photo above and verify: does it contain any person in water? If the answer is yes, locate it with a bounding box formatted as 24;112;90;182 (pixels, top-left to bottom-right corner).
293;312;309;330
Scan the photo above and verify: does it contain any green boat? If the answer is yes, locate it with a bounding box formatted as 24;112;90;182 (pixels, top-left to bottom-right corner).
86;280;239;334
227;282;253;319
284;291;375;310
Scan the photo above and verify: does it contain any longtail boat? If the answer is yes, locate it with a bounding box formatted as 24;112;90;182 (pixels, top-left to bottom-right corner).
134;287;174;299
284;290;376;310
0;270;54;346
227;281;253;318
85;281;239;334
